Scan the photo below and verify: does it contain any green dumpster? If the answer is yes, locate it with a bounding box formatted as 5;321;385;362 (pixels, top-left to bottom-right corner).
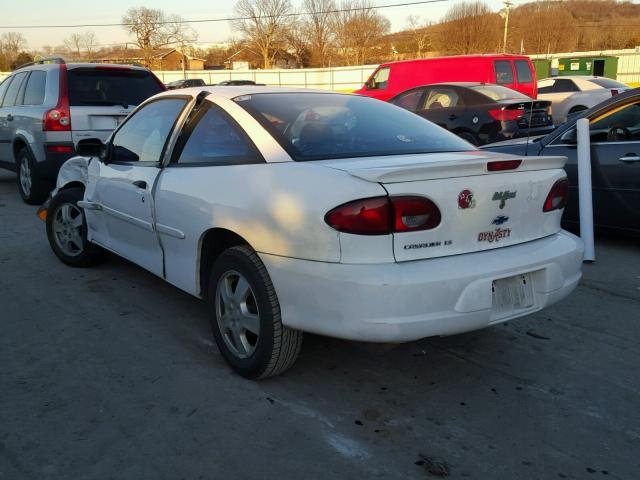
557;56;618;79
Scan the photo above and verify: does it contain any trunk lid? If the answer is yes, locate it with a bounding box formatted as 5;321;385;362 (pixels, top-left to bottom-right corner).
319;152;567;262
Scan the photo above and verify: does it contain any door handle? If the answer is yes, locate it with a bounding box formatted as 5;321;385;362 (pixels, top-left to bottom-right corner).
618;155;640;164
6;114;13;122
132;180;147;189
448;114;458;120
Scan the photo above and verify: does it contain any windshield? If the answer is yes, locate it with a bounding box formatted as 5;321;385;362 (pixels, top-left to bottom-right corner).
68;68;164;107
588;78;627;89
471;85;528;101
234;93;472;161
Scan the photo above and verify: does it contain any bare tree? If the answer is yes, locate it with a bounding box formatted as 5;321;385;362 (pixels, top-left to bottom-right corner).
333;0;390;66
233;0;294;69
0;32;27;61
435;1;501;55
82;31;98;58
64;33;84;59
406;15;431;58
302;0;336;67
122;7;196;65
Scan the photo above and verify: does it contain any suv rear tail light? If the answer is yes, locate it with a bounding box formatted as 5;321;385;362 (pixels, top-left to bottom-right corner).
543;178;569;212
488;108;525;122
43;65;71;131
487;159;522;171
325;196;441;235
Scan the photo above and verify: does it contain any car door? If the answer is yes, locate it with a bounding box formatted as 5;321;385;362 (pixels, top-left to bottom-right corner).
417;86;467;131
542;100;640;232
85;96;190;276
0;72;28;161
0;75;15;163
586;100;640;231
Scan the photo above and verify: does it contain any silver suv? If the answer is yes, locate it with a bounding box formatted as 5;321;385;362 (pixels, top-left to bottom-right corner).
0;58;165;204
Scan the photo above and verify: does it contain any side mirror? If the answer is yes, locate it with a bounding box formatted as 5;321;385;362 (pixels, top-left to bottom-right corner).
76;138;109;160
560;129;577;144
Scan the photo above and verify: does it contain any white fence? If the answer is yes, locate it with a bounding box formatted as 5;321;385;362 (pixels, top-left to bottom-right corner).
153;64;378;91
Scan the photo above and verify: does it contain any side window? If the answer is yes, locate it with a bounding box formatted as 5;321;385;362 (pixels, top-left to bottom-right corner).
554;80;579;93
111;98;187;163
537;80;555;94
23;71;47;106
589;102;640;142
495;61;514;85
514;60;533;83
0;76;13;105
424;88;462;109
1;72;28;107
175;104;262;166
367;67;390;90
391;89;424;111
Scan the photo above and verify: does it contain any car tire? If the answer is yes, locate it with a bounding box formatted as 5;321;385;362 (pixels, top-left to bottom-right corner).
458;131;479;146
207;245;303;379
46;188;106;268
16;147;50;205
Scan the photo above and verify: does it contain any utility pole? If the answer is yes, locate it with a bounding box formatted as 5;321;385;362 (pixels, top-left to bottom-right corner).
500;0;512;53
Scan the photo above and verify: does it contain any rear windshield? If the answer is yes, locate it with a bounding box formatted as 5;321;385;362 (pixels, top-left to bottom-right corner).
68;68;164;107
234;93;472;161
471;84;528;101
588;78;627;89
514;60;533;83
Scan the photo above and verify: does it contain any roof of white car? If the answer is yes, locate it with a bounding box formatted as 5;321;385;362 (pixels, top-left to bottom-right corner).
159;85;343;99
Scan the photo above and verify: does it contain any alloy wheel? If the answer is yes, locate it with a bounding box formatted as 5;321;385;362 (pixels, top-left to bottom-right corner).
215;270;261;359
19;157;32;196
52;203;84;257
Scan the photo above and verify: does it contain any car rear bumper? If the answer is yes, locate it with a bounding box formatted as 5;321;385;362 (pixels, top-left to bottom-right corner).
260;231;584;342
34;143;76;181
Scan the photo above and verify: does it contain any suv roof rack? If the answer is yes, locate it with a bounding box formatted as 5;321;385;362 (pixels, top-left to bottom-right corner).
16;57;66;71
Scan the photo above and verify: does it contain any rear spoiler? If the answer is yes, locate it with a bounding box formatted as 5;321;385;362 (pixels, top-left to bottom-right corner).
338;155;567;183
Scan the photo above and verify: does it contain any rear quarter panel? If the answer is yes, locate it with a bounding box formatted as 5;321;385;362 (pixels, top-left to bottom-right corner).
154;161;387;295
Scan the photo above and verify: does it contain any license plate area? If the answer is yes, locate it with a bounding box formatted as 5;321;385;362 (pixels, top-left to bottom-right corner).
491;273;535;319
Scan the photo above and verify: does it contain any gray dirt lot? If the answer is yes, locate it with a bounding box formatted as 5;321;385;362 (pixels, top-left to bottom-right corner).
0;169;638;480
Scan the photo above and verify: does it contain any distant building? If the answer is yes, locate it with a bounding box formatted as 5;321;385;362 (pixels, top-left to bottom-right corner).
95;48;206;70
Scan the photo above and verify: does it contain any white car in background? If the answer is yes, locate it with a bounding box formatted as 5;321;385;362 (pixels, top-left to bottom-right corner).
537;76;630;125
40;87;583;379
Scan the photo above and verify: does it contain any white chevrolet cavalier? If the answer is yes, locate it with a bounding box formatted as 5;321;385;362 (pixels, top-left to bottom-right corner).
41;87;584;378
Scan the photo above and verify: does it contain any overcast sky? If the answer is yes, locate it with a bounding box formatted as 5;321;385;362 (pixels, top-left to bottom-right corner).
2;0;511;50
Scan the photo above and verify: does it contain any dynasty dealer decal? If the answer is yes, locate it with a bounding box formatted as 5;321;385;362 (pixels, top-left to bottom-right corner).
478;227;511;243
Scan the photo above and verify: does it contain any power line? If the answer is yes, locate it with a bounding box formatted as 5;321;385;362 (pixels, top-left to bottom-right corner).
0;0;449;29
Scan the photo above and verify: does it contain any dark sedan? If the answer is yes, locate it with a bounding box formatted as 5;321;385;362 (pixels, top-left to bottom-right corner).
389;82;554;146
166;78;207;90
482;88;640;234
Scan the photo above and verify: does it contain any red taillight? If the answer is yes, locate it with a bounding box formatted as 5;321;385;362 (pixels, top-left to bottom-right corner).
325;196;440;235
43;65;71;132
325;197;390;235
543;178;569;212
487;159;522;171
46;145;73;153
488;108;525;122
